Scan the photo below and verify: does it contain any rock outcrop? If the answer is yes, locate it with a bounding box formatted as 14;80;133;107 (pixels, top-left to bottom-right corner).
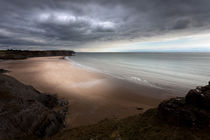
0;50;75;60
158;82;210;129
0;69;9;73
0;72;68;140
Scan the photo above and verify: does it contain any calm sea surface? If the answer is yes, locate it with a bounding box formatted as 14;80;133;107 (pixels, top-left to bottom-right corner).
67;52;210;94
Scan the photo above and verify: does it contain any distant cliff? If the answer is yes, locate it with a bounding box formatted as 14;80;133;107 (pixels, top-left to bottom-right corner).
0;50;75;60
0;70;68;140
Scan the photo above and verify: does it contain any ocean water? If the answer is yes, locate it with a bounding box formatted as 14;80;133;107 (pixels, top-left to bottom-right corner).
67;52;210;93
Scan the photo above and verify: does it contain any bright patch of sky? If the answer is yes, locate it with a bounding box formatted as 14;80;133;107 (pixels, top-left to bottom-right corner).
95;33;210;52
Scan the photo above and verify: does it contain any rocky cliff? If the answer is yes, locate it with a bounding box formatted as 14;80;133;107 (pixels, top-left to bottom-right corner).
0;50;75;60
0;70;68;140
158;82;210;129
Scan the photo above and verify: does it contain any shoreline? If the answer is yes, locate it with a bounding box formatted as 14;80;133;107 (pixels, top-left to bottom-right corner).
0;56;178;128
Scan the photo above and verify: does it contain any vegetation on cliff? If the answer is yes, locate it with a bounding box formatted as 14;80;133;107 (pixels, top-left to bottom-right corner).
0;50;75;60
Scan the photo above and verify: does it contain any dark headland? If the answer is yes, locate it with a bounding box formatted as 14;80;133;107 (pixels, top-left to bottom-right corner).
0;50;75;60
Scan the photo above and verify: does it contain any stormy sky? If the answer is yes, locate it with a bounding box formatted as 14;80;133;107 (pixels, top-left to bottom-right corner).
0;0;210;51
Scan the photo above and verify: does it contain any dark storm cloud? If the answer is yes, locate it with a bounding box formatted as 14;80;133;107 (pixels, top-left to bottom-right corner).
0;0;210;50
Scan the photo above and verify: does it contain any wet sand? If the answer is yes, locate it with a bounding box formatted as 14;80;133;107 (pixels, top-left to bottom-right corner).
0;57;175;128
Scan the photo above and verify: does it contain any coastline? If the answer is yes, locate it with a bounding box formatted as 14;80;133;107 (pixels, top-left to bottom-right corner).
0;56;177;128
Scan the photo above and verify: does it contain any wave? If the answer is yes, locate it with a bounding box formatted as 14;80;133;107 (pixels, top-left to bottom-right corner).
65;57;163;89
128;76;163;89
65;57;102;73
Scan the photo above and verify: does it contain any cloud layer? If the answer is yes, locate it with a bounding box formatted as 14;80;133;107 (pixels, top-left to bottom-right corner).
0;0;210;50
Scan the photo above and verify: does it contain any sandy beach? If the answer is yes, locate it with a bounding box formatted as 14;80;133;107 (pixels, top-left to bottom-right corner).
0;57;175;128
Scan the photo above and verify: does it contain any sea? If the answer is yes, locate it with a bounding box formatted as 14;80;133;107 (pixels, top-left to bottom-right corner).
66;52;210;94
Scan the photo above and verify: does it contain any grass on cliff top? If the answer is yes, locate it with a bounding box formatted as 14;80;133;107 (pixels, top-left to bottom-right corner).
20;109;210;140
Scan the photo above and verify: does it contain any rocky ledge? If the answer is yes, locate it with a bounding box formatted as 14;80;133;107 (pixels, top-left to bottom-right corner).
158;81;210;129
0;71;68;140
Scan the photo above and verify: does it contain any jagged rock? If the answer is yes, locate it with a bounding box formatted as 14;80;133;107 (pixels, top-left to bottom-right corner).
185;89;203;107
158;97;187;125
0;74;69;139
38;94;59;109
0;69;9;74
185;85;210;110
34;111;65;137
158;82;210;128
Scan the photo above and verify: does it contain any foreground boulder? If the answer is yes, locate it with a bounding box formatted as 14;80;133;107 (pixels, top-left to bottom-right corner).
0;73;68;140
158;82;210;128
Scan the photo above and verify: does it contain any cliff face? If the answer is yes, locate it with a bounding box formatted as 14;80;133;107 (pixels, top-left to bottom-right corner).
0;50;75;60
0;71;68;140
